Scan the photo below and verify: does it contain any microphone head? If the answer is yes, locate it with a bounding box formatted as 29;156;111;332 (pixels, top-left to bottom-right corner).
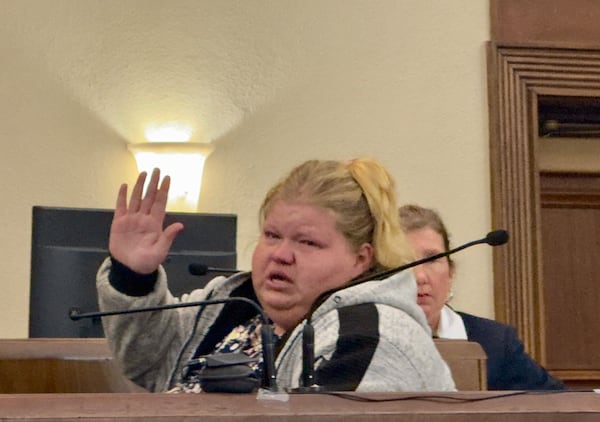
188;263;209;276
485;229;509;246
68;307;81;321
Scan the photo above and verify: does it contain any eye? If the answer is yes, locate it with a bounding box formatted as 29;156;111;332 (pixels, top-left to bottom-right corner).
263;230;280;240
299;238;320;248
419;250;442;262
422;252;447;266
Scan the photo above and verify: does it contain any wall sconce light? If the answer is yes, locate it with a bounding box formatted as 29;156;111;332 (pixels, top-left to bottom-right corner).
128;142;214;212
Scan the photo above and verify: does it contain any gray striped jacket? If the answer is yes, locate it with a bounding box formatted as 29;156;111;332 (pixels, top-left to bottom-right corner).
97;258;456;392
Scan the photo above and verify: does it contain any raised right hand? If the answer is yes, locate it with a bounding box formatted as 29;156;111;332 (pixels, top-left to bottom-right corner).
108;168;184;274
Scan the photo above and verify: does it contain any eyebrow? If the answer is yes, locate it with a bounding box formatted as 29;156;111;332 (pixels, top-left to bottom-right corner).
422;249;444;256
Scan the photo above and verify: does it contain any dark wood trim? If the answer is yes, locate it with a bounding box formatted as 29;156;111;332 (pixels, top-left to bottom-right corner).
487;43;600;362
540;172;600;208
554;369;600;380
491;0;600;47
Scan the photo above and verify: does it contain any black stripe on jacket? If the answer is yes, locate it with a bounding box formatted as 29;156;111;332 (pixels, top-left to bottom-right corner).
315;303;379;391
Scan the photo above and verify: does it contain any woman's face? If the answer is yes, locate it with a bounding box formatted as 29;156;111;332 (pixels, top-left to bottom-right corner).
252;201;372;333
405;227;454;331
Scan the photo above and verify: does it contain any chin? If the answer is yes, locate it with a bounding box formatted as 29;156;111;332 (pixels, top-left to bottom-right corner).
259;291;294;312
419;303;433;315
417;299;430;308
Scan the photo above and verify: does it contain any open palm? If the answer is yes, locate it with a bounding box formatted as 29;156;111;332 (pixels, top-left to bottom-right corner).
109;169;183;274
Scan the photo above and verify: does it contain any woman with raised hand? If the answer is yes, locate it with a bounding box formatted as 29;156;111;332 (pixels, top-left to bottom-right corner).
97;160;455;393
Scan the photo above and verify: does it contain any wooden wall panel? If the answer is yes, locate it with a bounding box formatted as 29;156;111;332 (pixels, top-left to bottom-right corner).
488;44;600;362
489;0;600;388
539;173;600;385
491;0;600;46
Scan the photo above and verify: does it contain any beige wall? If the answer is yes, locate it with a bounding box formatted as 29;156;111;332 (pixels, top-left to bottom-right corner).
0;1;491;338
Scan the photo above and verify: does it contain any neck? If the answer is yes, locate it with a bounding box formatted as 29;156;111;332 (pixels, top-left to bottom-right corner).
272;323;287;337
428;312;441;335
263;306;305;337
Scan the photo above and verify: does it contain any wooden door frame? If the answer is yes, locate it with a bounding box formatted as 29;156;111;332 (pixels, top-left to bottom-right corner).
487;42;600;362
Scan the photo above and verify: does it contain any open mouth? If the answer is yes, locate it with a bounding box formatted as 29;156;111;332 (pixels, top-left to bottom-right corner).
265;270;292;289
268;270;290;281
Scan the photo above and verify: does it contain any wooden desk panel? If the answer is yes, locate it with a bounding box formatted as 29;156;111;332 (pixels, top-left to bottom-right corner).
0;338;114;360
0;391;599;421
434;339;487;390
0;338;486;393
0;339;144;393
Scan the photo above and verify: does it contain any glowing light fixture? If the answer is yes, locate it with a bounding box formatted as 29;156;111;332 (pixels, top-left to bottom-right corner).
144;123;193;143
129;122;214;212
128;142;214;212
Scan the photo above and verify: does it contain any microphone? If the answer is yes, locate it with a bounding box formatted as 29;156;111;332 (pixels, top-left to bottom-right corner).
356;229;509;284
485;229;509;246
69;297;278;394
302;322;315;387
297;229;509;391
188;263;241;276
297;320;320;393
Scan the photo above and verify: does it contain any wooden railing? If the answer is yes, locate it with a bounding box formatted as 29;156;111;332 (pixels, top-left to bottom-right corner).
0;338;486;393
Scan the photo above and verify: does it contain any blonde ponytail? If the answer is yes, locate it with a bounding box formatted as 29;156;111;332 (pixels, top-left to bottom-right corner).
346;158;414;269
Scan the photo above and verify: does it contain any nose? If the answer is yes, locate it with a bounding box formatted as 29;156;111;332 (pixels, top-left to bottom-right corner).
413;265;428;285
270;239;294;264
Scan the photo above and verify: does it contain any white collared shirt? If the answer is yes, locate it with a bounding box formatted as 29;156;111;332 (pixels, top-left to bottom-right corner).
436;305;468;339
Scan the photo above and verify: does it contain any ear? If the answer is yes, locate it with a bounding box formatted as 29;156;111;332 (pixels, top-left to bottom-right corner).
353;243;374;275
449;262;456;280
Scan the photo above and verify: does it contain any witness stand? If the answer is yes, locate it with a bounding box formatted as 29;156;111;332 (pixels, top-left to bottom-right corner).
1;338;598;421
0;338;485;393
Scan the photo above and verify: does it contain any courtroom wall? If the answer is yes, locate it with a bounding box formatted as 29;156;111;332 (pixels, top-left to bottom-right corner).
0;1;491;337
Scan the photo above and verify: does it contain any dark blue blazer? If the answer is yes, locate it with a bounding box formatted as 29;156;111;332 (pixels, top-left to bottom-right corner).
457;311;564;390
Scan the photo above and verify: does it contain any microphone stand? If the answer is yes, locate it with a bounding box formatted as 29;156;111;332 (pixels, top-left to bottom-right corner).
349;229;509;285
72;230;508;394
291;318;322;393
70;296;282;396
69;297;262;321
188;264;241;276
295;229;509;392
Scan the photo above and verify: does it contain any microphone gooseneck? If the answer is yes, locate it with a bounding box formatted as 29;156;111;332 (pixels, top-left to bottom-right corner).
188;263;241;276
69;297;263;321
350;229;509;286
298;229;510;393
69;296;278;393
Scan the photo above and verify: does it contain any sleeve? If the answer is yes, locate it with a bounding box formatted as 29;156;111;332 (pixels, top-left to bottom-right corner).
313;303;456;392
107;255;158;296
96;257;211;392
498;325;565;390
313;303;379;391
